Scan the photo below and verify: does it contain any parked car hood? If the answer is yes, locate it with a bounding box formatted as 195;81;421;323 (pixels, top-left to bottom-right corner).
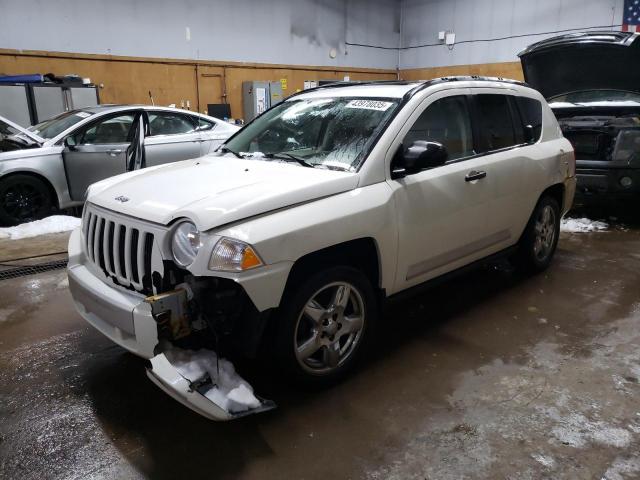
518;31;640;100
88;155;359;231
0;114;44;143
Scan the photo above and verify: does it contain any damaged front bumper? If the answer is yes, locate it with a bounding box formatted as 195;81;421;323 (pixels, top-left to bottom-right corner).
147;352;276;421
67;228;275;420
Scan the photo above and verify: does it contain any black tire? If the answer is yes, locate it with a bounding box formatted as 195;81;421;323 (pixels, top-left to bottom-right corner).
515;195;561;273
0;174;54;226
276;266;378;386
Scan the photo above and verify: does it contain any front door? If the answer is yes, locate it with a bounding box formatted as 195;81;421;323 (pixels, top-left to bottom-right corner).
144;111;202;167
388;91;495;292
62;112;136;201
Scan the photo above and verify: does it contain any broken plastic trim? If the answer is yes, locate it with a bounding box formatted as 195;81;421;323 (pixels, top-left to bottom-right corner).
145;288;276;421
146;353;276;421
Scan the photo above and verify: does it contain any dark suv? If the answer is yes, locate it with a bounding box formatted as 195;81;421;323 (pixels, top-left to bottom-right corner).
519;31;640;203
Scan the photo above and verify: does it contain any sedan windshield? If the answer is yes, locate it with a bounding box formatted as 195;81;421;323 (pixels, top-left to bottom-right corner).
224;97;400;171
549;90;640;105
28;110;95;139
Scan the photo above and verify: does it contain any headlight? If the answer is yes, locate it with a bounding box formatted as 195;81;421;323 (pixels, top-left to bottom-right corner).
171;221;201;267
209;237;264;272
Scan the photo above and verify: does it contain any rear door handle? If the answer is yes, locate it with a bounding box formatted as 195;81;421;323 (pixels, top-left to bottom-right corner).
107;149;122;156
465;170;487;182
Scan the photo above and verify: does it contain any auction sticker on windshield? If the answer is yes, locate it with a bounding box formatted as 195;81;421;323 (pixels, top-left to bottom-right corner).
345;100;393;111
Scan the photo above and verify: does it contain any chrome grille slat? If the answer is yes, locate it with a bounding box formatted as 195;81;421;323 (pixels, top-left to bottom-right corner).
136;231;146;291
81;205;157;295
123;227;133;286
103;221;114;276
113;224;128;286
86;214;97;262
93;217;103;266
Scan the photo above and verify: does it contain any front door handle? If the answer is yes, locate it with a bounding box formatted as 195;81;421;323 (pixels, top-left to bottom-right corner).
107;149;123;156
465;170;487;182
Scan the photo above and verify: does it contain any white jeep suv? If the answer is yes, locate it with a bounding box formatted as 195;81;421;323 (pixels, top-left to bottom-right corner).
68;78;576;420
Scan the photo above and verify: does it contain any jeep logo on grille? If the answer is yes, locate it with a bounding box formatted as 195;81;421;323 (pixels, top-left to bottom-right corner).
114;195;130;203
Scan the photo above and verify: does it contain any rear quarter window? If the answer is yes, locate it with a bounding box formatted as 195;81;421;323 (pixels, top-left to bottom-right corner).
516;97;543;142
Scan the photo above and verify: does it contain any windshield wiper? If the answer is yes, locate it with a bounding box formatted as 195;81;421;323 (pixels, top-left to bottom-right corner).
264;152;315;168
219;146;243;158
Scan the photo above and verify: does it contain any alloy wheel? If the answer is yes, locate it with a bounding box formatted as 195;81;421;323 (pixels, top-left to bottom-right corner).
533;204;556;261
294;281;366;375
2;183;46;222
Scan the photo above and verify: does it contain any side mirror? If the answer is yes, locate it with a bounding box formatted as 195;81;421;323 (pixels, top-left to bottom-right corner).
393;140;448;178
524;124;536;144
64;136;77;151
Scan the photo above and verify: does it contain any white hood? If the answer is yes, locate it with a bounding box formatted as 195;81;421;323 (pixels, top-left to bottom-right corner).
88;155;359;231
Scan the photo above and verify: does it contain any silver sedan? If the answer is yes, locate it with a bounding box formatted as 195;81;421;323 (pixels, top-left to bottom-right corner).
0;105;239;225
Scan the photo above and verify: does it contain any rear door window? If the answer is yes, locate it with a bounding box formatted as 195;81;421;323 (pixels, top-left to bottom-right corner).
148;112;197;136
475;94;517;151
515;97;543;142
403;95;475;161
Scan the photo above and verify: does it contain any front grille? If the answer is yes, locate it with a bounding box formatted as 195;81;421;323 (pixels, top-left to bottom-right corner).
564;130;614;161
83;207;155;294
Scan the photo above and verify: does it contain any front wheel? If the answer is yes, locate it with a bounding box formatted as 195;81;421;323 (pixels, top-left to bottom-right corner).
276;266;378;386
515;195;561;273
0;174;54;226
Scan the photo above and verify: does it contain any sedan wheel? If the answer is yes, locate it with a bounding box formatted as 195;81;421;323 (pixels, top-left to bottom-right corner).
0;175;54;226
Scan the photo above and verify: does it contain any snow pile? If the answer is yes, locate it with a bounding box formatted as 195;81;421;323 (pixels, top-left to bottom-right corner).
163;343;261;414
560;217;608;233
0;215;80;240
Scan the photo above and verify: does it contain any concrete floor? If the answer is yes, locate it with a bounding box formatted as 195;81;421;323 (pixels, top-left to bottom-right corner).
1;214;640;480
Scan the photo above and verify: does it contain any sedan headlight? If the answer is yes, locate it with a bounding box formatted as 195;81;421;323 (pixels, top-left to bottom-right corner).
209;237;264;272
171;221;201;267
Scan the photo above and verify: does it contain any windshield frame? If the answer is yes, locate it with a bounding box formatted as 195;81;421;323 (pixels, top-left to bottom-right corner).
221;95;404;172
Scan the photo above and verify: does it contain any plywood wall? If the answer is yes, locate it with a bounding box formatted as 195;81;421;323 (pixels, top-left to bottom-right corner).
0;50;397;120
401;62;524;82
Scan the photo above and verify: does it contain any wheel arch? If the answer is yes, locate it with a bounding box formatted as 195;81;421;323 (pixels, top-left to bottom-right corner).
541;183;565;213
0;170;60;210
283;237;383;298
517;182;565;245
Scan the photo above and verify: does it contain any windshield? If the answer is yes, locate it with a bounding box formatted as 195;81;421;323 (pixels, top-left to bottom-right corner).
28;110;95;139
224;97;400;171
549;90;640;104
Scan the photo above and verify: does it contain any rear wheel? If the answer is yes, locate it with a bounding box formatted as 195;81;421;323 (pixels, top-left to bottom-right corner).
0;174;54;226
515;195;560;273
276;266;377;386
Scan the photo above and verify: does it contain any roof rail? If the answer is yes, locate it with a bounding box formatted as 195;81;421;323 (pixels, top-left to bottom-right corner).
287;76;531;101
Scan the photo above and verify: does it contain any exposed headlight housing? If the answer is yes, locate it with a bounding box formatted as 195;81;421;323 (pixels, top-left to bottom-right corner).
209;237;264;272
171;221;201;268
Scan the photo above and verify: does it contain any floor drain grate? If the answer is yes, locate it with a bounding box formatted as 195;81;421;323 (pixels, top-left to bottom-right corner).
0;259;68;281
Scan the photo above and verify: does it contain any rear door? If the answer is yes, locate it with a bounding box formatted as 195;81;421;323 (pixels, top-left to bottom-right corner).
468;91;538;248
62;111;137;201
144;111;202;167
